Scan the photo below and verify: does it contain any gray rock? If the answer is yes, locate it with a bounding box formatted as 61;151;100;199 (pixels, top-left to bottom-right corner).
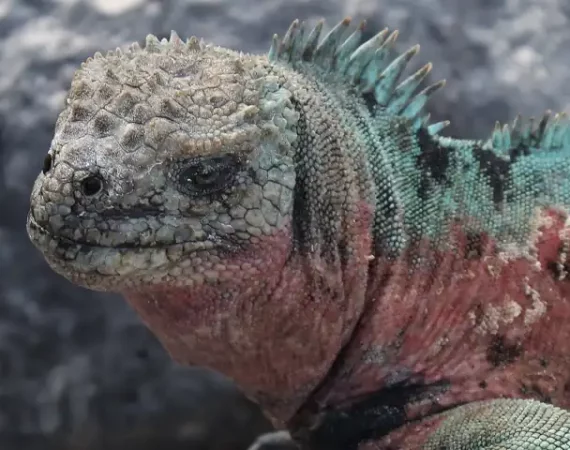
0;0;568;448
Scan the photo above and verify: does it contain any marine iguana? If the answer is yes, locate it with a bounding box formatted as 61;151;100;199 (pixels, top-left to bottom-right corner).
27;17;570;449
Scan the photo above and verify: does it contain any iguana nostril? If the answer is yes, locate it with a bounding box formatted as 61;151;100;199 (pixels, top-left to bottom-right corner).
42;154;52;174
80;175;103;196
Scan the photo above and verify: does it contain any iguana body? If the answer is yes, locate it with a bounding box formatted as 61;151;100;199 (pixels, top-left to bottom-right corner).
26;17;570;449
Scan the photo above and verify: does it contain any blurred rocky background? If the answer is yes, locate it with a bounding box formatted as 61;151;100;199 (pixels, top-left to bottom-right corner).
0;0;568;448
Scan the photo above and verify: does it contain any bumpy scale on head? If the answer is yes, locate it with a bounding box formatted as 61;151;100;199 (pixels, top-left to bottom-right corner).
27;32;300;290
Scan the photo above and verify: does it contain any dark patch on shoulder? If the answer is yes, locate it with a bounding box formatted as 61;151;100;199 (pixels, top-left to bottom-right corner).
289;95;341;257
290;96;310;252
472;144;512;205
486;335;523;367
415;127;451;199
292;380;450;450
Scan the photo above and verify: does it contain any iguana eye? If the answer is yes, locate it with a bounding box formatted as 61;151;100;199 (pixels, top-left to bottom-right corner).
178;156;237;195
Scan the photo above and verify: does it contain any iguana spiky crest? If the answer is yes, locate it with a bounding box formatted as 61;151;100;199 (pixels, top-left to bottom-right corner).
269;17;449;135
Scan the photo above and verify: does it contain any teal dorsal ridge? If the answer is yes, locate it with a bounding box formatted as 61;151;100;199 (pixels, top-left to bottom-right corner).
268;17;449;135
487;111;570;155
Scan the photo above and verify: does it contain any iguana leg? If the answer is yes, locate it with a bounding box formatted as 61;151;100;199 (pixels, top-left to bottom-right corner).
422;399;570;449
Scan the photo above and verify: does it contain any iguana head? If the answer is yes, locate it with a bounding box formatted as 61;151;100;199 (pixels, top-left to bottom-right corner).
27;33;300;291
27;26;374;424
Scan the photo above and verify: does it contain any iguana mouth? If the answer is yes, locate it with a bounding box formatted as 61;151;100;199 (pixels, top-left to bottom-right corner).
26;212;215;252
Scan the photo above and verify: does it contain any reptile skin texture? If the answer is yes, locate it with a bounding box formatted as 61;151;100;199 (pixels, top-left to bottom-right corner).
27;17;570;449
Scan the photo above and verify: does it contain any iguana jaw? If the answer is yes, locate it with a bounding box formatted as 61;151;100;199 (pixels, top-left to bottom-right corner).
26;210;220;290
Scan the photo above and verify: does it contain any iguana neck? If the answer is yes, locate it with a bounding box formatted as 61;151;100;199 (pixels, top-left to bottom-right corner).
118;204;374;428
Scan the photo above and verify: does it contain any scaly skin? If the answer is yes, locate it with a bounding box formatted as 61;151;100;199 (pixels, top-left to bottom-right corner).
27;17;570;449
